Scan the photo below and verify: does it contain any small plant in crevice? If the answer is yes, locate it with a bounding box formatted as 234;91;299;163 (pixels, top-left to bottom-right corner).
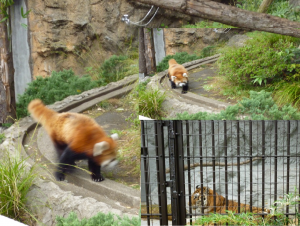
16;69;97;118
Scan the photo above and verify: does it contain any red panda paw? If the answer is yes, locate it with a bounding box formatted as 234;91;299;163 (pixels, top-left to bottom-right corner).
55;171;66;181
92;174;105;182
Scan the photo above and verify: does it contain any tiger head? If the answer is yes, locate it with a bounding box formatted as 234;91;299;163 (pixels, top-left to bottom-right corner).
191;185;211;213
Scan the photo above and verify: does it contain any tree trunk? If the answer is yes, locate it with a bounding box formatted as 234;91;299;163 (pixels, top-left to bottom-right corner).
139;28;147;79
134;0;300;38
257;0;274;13
0;12;16;123
143;28;156;75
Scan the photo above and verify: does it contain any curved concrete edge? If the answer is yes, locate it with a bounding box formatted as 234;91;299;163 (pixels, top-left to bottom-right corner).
0;75;139;225
146;56;231;118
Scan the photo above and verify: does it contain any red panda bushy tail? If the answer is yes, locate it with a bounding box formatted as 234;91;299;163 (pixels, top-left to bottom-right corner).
28;99;57;126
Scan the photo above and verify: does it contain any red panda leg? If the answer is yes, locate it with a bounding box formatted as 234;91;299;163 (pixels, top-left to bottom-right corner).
170;80;177;89
88;159;104;182
55;147;83;181
182;83;188;94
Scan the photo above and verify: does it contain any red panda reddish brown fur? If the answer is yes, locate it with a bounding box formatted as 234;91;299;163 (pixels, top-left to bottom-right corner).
168;59;189;93
28;99;118;182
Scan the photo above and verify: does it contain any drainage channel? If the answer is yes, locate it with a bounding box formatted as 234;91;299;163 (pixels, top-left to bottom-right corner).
160;54;232;110
22;75;140;216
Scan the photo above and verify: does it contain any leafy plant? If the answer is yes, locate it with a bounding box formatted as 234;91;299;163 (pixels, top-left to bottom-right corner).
199;46;216;58
156;52;200;72
175;90;300;120
56;211;140;226
16;69;98;118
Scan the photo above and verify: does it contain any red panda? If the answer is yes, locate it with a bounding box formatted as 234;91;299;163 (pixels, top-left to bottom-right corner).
168;59;189;94
28;99;118;182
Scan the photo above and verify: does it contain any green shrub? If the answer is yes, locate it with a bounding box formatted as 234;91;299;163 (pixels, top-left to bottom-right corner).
95;55;134;86
218;32;300;86
16;69;97;118
156;52;200;72
175;90;300;120
56;211;140;226
139;88;166;119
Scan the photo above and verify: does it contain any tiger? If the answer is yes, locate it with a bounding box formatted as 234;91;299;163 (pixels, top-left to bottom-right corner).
191;185;270;214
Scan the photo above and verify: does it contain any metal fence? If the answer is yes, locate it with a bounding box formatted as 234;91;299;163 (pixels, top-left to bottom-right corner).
141;120;300;225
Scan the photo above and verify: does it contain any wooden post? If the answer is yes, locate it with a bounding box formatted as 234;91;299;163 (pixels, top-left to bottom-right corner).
143;28;156;75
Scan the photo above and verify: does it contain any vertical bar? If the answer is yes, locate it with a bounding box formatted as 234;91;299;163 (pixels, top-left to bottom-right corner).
186;122;192;224
262;121;265;216
156;121;168;225
175;121;186;225
286;121;290;215
211;120;216;213
141;120;150;225
249;121;253;212
274;120;278;206
169;121;178;225
199;121;204;214
224;121;228;212
237;120;240;214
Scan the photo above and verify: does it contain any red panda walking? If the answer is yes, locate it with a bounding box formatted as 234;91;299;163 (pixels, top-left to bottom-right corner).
168;59;189;94
28;99;118;182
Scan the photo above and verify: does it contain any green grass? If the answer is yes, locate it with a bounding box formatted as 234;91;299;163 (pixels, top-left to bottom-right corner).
0;151;37;224
139;88;166;119
56;211;140;226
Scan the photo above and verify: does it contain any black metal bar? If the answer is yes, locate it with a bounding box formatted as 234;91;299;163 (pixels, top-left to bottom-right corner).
249;120;253;212
186;122;192;225
211;120;216;213
224;121;228;213
274;120;278;205
262;120;265;217
286;121;290;215
199;121;204;215
156;121;168;225
169;121;178;225
237;120;240;214
175;121;186;225
141;120;151;225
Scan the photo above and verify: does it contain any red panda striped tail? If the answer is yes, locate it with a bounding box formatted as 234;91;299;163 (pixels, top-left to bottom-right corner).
28;99;57;126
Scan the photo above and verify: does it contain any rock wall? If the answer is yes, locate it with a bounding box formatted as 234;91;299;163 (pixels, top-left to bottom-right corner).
26;0;201;78
163;28;246;56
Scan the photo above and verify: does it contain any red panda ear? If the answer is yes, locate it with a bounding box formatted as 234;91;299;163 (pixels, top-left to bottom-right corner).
93;141;110;156
183;73;188;78
111;133;118;140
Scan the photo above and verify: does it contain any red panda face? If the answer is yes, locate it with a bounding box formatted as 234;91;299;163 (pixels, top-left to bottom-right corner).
170;72;188;87
93;133;118;167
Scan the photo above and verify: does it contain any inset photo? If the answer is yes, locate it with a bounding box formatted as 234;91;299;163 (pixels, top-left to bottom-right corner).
138;28;300;120
141;120;300;226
